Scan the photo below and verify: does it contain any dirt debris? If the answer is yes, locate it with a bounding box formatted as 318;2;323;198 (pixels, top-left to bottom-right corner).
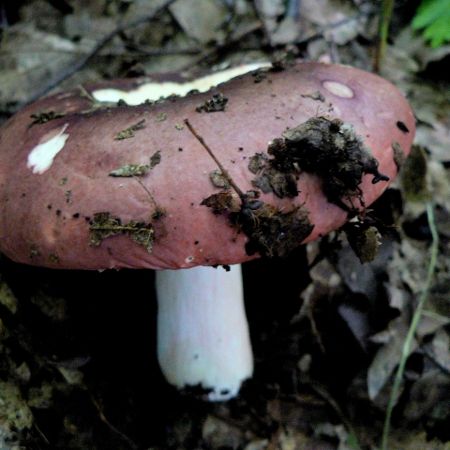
196;93;228;112
266;117;389;212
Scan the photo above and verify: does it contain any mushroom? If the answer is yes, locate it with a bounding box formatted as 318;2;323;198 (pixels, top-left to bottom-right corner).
0;62;415;400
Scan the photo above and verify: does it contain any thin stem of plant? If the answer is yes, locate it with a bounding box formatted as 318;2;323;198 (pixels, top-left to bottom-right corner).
184;119;246;199
90;394;138;450
381;202;439;450
374;0;395;73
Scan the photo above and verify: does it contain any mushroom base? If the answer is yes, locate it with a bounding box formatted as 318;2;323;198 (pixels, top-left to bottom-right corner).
155;264;253;401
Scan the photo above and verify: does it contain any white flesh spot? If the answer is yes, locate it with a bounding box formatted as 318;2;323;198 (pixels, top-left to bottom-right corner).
156;264;253;401
322;80;354;98
27;124;69;174
92;62;270;105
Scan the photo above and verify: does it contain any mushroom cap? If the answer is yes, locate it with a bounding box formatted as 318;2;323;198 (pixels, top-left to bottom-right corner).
0;62;415;270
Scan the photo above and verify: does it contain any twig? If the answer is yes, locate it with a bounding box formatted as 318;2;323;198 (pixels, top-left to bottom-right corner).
308;383;361;448
33;422;50;445
133;176;158;209
373;0;394;73
0;46;202;57
91;395;139;450
184;119;245;199
23;0;178;107
381;202;439;450
180;21;262;71
307;304;326;354
124;44;201;56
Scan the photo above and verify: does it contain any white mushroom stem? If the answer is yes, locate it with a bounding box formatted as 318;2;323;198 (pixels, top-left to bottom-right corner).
155;264;253;401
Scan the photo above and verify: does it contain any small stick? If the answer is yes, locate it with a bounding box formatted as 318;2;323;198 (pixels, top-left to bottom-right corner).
309;382;360;445
180;21;262;71
91;395;138;450
133;176;157;208
184;119;246;200
22;0;178;107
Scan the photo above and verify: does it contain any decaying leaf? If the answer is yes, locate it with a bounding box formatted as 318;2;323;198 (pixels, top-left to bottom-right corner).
368;314;412;401
0;25;81;106
209;169;230;189
344;223;382;264
150;150;161;168
401;145;430;201
202;415;243;449
109;164;150;177
301;91;325;102
201;191;238;214
155;112;167;122
89;212;154;253
114;119;146;140
0;380;33;435
0;278;18;314
109;151;161;177
236;202;314;258
30;110;66;125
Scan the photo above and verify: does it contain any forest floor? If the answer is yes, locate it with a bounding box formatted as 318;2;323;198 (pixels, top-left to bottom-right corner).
0;1;449;449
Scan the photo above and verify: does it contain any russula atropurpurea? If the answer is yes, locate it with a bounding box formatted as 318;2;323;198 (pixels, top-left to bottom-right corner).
0;62;415;400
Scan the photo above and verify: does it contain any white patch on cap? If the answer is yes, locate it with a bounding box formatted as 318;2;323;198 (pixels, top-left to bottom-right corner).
322;81;354;98
92;62;271;105
27;124;69;174
185;256;195;264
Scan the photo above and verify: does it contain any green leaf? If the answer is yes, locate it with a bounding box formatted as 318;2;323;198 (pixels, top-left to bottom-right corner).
423;14;450;47
412;0;450;47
